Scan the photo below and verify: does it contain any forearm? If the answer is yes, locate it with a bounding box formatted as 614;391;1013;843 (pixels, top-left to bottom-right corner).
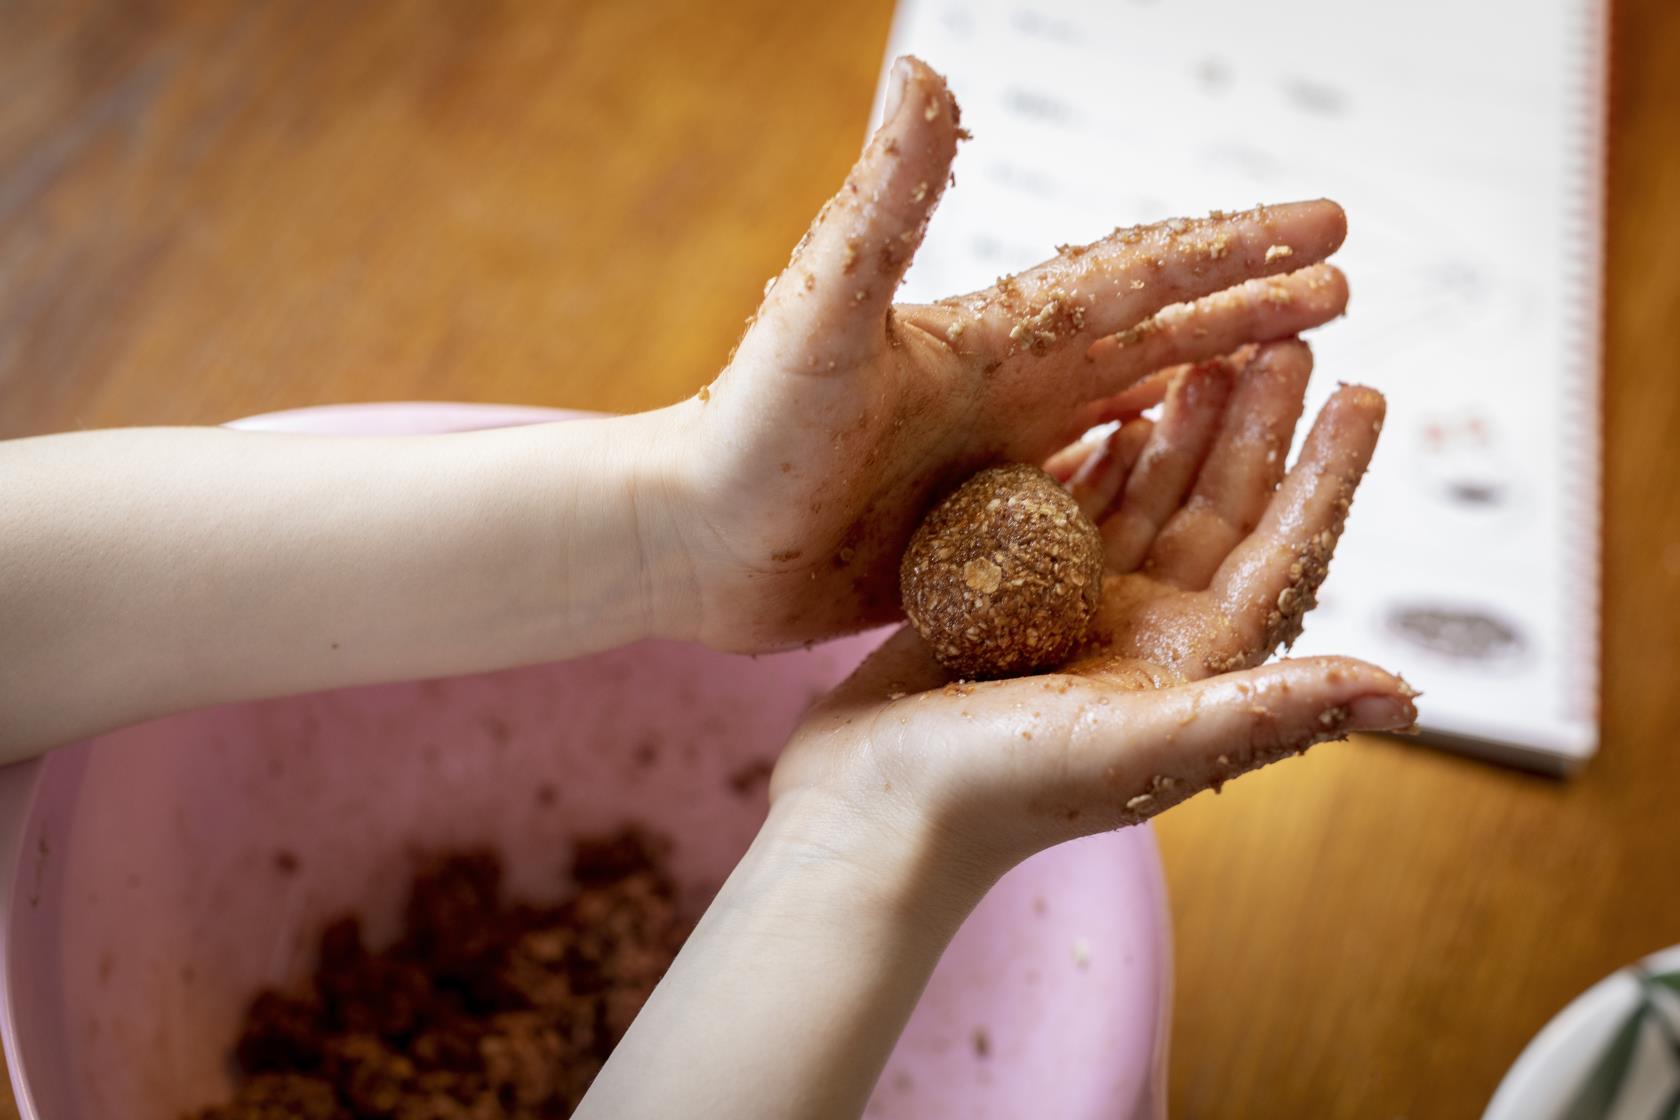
578;794;993;1120
0;410;693;761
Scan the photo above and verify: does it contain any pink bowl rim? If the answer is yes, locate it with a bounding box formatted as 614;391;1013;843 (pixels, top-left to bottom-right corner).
225;401;578;435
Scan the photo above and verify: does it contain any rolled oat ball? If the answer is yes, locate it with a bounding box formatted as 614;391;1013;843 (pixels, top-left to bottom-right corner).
900;463;1104;678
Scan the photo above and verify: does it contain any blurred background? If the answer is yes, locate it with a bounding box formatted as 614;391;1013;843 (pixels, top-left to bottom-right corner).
1;0;1677;1116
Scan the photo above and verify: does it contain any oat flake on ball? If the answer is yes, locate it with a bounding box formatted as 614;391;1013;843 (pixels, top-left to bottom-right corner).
900;463;1104;678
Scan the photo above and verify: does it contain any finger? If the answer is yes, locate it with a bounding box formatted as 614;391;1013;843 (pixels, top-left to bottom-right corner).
1206;384;1386;667
949;265;1344;441
1053;657;1418;828
1143;339;1315;589
922;654;1415;838
1086;366;1175;420
1044;426;1112;483
929;201;1346;364
1065;419;1152;520
1098;360;1235;571
1065;264;1347;431
738;56;962;375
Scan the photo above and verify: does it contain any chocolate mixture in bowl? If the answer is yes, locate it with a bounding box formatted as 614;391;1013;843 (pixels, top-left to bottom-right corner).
191;827;689;1120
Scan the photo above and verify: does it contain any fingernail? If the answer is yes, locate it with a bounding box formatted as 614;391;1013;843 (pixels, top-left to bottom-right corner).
1346;694;1416;730
883;57;910;122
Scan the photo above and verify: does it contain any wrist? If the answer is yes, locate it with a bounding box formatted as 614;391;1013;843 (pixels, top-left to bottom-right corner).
750;787;1000;938
578;790;997;1119
515;405;702;648
601;403;705;645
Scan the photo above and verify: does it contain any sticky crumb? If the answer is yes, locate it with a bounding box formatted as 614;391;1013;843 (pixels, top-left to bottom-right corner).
728;758;775;796
697;385;711;402
1130;279;1146;290
911;180;929;203
1111;318;1161;349
634;737;660;768
1007;288;1079;354
888;691;906;701
803;272;816;291
1265;244;1294;263
841;240;859;273
924;99;940;121
946;320;966;344
1264;281;1293;307
1125;793;1154;811
854;289;869;302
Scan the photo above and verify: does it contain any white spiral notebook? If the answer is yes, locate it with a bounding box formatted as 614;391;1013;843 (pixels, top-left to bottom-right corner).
877;0;1607;773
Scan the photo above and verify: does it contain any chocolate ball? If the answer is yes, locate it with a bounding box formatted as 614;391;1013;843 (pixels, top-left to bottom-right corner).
900;464;1104;678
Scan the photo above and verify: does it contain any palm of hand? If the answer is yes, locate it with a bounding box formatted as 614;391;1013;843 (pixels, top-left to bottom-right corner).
769;342;1407;868
667;57;1351;653
1064;340;1379;688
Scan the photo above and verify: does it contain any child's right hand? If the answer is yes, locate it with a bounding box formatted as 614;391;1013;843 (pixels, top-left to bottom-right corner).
585;334;1415;1120
768;338;1413;878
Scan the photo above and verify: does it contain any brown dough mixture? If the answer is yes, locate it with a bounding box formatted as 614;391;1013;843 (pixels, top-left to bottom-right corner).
901;463;1104;678
188;827;688;1120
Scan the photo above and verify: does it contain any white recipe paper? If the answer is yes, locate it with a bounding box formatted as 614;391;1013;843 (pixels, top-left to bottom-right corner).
877;0;1607;771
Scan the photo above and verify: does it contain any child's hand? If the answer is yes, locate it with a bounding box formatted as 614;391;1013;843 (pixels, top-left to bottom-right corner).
655;56;1352;653
586;338;1413;1120
769;338;1413;874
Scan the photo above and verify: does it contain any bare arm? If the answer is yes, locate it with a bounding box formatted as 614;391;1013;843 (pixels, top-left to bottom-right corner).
578;792;978;1120
0;412;688;760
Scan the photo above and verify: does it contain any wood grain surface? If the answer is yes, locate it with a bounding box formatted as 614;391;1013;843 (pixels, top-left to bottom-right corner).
2;1;1675;1116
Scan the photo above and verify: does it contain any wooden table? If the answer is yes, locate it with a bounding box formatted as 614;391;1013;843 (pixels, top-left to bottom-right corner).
2;2;1676;1116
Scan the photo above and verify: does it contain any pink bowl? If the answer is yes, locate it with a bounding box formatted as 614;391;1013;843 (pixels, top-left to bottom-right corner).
0;403;1170;1119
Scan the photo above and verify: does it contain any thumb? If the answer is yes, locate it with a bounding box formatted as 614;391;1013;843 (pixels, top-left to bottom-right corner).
737;55;963;375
